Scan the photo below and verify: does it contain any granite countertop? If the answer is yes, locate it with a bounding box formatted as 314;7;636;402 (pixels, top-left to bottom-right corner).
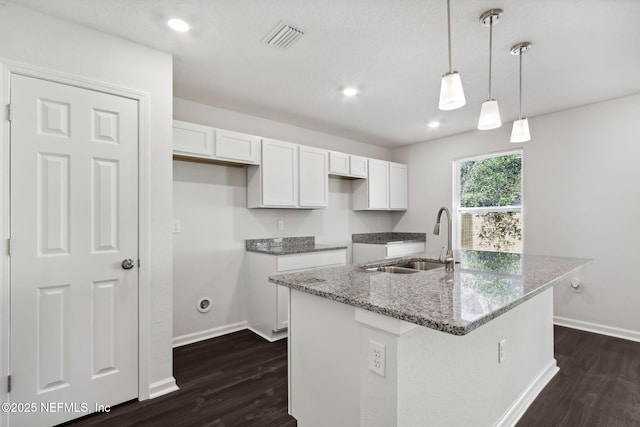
352;232;426;244
269;250;591;335
246;236;347;256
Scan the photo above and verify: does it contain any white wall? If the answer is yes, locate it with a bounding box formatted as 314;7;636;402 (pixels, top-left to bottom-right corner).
392;93;640;338
0;1;175;407
172;98;394;342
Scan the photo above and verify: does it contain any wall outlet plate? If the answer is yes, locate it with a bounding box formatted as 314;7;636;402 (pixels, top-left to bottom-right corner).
368;340;386;377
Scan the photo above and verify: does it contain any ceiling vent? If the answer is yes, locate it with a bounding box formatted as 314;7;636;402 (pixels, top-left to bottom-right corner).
263;21;304;49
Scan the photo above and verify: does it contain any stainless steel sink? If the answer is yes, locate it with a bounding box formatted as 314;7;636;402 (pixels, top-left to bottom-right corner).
406;261;445;271
368;260;446;274
376;266;419;274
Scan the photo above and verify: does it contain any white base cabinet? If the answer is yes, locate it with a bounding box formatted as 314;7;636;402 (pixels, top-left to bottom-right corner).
247;250;346;341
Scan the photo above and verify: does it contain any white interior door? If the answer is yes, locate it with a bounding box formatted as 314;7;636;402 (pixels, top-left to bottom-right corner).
9;74;139;426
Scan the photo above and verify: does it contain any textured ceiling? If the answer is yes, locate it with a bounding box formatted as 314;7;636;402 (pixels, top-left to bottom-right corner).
11;0;640;147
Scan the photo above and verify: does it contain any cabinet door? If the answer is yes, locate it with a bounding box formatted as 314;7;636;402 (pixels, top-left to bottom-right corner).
368;159;390;209
350;155;368;178
389;162;408;210
173;120;214;158
299;146;328;208
261;139;298;207
329;151;350;175
215;129;260;164
276;285;289;331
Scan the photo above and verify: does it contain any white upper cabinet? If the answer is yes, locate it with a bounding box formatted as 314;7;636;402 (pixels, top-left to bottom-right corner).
329;151;349;175
389;162;408;210
349;155;368;178
367;159;390;209
251;139;299;207
214;129;260;164
173;120;214;158
174;120;407;210
172;120;260;165
329;151;368;178
353;159;407;211
248;139;328;209
299;145;329;208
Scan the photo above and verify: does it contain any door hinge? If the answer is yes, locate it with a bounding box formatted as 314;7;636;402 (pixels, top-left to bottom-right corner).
6;104;11;122
7;238;11;256
7;375;11;393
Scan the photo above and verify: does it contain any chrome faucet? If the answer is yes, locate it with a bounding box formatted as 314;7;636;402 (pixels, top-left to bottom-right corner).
433;206;454;271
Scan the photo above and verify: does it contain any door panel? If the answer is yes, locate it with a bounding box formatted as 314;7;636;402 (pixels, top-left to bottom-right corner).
299;146;328;208
367;159;389;209
261;139;298;207
389;162;408;210
10;74;139;426
37;284;70;393
38;153;70;255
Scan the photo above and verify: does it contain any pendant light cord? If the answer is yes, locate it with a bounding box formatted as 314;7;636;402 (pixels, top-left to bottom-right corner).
447;0;452;72
518;50;523;119
488;16;493;99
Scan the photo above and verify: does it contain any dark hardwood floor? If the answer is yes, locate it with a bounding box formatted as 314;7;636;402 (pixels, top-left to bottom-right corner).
517;325;640;427
63;330;296;427
62;325;640;427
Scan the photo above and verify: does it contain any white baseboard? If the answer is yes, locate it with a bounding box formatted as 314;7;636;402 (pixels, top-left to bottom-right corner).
246;326;288;343
554;316;640;342
172;321;248;348
148;377;179;399
494;359;559;427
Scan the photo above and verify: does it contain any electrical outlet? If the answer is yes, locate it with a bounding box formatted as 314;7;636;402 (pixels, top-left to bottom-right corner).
498;339;506;364
368;340;386;377
172;220;181;233
277;219;284;231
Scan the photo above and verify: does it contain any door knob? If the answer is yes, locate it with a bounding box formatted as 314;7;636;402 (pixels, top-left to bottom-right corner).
121;259;136;270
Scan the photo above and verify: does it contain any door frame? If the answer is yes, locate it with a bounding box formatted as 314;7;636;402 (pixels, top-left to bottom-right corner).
0;60;153;423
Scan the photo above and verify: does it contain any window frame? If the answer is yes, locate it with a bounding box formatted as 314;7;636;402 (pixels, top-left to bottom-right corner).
452;149;524;253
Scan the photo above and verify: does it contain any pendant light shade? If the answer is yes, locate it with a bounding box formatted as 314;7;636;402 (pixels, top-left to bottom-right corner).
439;72;465;110
510;118;530;142
477;9;503;130
478;99;502;130
510;41;532;143
438;0;465;111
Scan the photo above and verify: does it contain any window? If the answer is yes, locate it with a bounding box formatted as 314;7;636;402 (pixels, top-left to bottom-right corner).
454;150;523;254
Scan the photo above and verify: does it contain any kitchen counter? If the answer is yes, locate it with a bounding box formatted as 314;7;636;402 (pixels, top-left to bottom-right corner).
269;250;591;335
352;232;426;244
277;250;592;426
245;236;347;255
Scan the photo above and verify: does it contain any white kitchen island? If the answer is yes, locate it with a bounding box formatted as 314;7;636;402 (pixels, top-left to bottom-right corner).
269;251;591;427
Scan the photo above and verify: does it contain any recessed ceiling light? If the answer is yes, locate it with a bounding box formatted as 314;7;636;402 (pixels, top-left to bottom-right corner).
168;18;190;33
428;121;440;128
342;87;358;97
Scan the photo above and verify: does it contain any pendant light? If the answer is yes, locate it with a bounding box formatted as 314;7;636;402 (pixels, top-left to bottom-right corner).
477;9;503;130
510;42;532;142
438;0;466;110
